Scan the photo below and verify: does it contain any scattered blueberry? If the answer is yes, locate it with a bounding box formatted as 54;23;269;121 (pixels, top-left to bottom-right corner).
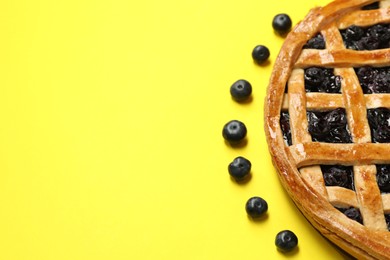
245;196;268;218
275;230;298;252
280;112;292;146
272;14;292;35
252;45;270;64
307;108;352;143
355;66;390;93
304;67;341;93
228;156;251;181
337;207;363;224
376;165;390;193
303;33;326;49
321;165;354;190
367;108;390;143
230;79;252;102
222;120;247;144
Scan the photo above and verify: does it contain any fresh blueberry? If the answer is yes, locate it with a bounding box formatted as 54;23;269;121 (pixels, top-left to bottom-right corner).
222;120;247;144
228;156;251;181
245;196;268;218
252;45;270;64
230;79;252;102
272;14;292;35
275;230;298;252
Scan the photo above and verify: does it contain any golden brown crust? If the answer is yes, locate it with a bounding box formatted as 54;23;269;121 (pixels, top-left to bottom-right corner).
264;0;390;259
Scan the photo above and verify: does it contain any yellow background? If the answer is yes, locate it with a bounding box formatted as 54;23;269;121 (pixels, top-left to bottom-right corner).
0;0;352;259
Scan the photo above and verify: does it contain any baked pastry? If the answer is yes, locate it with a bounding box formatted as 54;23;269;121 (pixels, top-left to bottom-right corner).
264;0;390;259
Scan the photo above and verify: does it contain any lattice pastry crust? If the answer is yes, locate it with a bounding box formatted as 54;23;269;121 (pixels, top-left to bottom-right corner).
264;0;390;259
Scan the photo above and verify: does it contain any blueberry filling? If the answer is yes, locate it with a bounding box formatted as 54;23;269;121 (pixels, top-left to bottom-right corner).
362;2;380;10
321;165;354;190
367;108;390;143
376;165;390;193
355;66;390;93
280;111;292;146
340;24;390;50
307;108;352;143
303;33;326;50
304;67;341;93
336;207;363;224
385;214;390;231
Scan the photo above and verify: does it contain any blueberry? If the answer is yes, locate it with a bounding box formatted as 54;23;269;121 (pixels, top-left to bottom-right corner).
222;120;247;144
376;165;390;193
228;156;251;181
321;165;354;190
275;230;298;252
280;112;292;146
252;45;270;64
272;14;292;35
303;34;325;49
245;196;268;218
230;79;252;102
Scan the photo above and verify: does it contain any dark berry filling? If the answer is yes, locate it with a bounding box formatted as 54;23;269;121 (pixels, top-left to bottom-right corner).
340;24;390;50
304;67;341;93
307;108;352;143
362;2;380;10
367;108;390;143
355;66;390;93
336;207;363;224
303;34;326;50
280;111;292;146
385;214;390;231
376;164;390;193
321;165;354;190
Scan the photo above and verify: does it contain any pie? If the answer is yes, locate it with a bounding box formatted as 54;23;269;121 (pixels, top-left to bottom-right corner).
264;0;390;259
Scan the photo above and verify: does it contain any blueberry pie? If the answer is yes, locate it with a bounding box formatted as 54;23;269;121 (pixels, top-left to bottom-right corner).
264;0;390;259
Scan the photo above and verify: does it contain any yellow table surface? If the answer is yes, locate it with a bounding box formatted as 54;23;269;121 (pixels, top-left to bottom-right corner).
0;0;354;259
